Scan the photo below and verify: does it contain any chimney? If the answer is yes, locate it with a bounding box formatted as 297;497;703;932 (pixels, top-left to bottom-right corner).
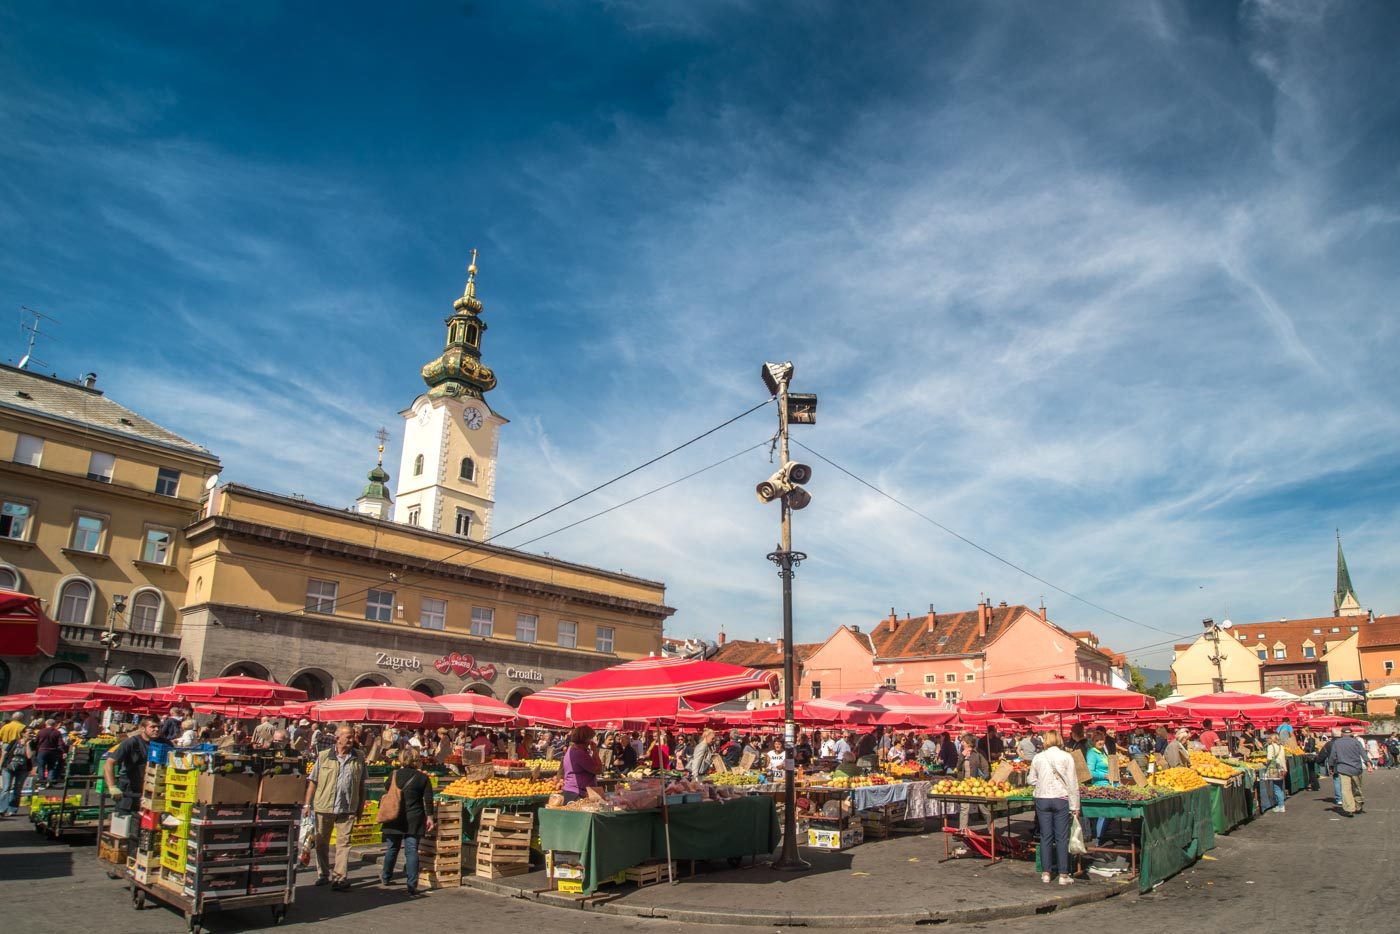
82;372;98;389
718;630;726;646
977;602;991;639
998;601;1008;608
776;638;785;654
926;604;936;634
1039;599;1047;622
850;624;861;634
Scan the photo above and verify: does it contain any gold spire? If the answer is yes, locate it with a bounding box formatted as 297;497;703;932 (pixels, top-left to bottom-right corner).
464;248;479;300
374;426;389;466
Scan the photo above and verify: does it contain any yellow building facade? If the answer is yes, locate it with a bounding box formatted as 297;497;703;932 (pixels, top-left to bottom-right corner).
179;483;671;701
0;365;220;693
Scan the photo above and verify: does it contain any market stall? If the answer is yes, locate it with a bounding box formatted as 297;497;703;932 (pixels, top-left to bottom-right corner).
1067;786;1214;893
538;795;777;894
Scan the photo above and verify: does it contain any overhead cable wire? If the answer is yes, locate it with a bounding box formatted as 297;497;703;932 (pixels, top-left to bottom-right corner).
793;440;1185;640
277;399;774;620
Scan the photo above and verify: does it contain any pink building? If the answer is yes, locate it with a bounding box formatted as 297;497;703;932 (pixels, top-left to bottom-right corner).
797;600;1113;702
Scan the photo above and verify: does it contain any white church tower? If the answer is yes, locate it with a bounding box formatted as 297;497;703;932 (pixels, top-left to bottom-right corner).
394;251;507;539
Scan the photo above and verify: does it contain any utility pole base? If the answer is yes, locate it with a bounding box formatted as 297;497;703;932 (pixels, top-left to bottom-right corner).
770;854;811;871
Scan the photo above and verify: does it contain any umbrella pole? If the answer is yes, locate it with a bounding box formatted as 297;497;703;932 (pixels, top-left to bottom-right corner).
660;719;676;884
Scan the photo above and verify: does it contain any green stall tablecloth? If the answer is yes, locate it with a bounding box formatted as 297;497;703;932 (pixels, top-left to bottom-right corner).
437;794;551;842
1207;782;1252;833
1285;755;1306;795
1055;787;1213;893
539;796;779;894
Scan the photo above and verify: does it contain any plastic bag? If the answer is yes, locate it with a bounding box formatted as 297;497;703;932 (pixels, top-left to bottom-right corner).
1068;817;1087;855
298;812;316;866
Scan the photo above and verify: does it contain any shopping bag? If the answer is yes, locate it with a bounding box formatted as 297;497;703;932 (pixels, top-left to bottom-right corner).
298;812;316;866
1068;818;1087;855
376;772;402;823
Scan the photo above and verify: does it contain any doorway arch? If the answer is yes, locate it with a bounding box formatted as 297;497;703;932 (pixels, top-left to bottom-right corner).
288;668;334;700
462;682;495;697
221;661;271;680
350;673;389;690
505;686;535;708
410;679;443;697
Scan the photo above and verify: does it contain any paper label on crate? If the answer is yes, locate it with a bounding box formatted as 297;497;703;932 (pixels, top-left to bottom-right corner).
991;762;1014;784
1126;761;1148;787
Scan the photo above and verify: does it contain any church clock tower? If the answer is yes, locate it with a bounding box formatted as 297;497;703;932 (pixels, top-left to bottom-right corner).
394;251;507;540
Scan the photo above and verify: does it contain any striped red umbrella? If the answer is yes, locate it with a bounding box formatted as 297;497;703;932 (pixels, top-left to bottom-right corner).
518;657;779;724
309;686;454;727
1165;692;1295;722
32;681;139;709
960;680;1155;716
803;688;958;728
160;675;307;703
434;693;522;726
0;692;43;712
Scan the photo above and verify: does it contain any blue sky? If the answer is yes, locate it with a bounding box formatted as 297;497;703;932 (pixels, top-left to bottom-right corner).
3;1;1398;670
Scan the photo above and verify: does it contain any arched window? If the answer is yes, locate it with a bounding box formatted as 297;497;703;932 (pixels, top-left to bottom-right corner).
459;456;475;482
129;590;163;633
56;578;93;624
122;669;157;690
413;454;424;476
0;659;9;695
39;662;85;685
0;565;19;590
467;323;480;346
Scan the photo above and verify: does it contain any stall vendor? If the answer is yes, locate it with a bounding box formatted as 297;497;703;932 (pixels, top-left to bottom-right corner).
834;751;860;778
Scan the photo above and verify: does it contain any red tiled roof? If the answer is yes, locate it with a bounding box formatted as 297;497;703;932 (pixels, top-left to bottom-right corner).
1357;616;1400;649
865;605;1026;659
711;640;820;669
1223;614;1381;662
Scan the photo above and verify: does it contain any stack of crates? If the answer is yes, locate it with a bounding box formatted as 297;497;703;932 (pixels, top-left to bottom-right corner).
157;765;200;882
328;798;381;846
475;808;532;879
416;799;463;890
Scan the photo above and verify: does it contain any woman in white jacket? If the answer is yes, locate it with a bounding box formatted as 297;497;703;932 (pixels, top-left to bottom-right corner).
1027;730;1080;886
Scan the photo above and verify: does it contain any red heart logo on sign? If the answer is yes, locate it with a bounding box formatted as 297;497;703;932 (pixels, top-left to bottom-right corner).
477;664;497;682
433;657;451;675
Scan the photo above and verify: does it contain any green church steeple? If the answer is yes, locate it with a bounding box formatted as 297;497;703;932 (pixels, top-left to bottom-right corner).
1334;530;1362;617
420;249;498;401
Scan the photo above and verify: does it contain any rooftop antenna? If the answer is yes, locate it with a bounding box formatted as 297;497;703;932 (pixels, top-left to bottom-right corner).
17;306;58;371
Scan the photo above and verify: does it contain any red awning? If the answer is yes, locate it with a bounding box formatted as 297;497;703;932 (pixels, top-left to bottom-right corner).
434;693;522;726
960;680;1156;716
310;686;455;727
518;657;779;724
0;589;58;658
802;688;959;729
1164;692;1297;723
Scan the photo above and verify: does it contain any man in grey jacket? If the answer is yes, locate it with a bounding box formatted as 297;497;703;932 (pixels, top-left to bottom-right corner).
1324;728;1367;815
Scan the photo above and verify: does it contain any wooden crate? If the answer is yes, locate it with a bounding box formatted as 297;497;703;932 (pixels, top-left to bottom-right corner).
97;832;129;865
624;861;674;887
475;861;531;880
479;808;533;832
417;868;461;890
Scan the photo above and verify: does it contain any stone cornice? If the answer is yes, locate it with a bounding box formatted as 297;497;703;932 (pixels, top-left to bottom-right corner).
183;514;675;620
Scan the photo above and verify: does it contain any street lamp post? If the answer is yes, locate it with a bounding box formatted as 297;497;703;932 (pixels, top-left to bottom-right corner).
99;593;128;683
758;361;816;872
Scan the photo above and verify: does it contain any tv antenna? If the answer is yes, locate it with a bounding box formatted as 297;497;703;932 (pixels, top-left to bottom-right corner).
17;306;58;371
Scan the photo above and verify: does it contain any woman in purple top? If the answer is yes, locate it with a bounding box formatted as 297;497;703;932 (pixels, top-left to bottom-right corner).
561;725;602;803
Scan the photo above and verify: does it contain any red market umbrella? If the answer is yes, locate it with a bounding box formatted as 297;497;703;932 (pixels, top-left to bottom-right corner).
0;692;43;712
434;692;522;726
193;702;299;719
802;688;958;729
309;686;454;727
517;656;779;725
162;675;307;703
33;681;139;709
960;680;1156;716
1165;692;1296;723
0;589;58;658
1305;715;1368;730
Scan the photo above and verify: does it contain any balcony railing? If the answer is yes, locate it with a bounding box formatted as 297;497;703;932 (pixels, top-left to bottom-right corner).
59;624;182;654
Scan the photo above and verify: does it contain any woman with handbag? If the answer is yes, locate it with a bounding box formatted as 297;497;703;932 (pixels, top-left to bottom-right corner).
378;747;436;896
1027;729;1080;886
1263;731;1287;814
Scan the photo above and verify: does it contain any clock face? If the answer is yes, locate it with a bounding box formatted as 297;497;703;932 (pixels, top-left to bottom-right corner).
464;407;484;430
416;407;431;426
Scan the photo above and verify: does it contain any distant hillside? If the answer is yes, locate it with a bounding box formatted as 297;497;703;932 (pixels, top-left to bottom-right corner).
1138;667;1171;687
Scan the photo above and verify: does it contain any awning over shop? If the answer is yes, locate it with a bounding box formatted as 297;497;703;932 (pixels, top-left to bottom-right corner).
0;588;58;658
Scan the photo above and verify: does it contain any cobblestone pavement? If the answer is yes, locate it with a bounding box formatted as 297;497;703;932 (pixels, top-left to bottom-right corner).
1;771;1394;933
